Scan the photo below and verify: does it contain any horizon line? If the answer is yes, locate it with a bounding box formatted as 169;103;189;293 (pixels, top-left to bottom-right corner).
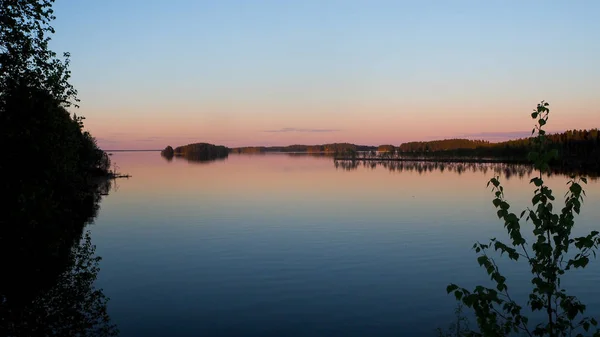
102;127;599;151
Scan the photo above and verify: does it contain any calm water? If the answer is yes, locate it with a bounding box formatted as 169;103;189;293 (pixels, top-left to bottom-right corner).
91;152;600;336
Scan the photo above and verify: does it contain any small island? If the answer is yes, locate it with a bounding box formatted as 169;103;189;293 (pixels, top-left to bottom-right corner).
161;146;174;158
162;143;229;162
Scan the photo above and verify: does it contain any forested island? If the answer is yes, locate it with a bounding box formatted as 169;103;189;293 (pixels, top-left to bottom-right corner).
162;142;377;161
230;143;377;154
162;143;229;162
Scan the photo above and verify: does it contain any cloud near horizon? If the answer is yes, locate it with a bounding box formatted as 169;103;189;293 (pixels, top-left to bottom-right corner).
262;127;341;133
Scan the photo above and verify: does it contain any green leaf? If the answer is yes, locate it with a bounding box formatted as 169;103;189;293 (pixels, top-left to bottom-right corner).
490;178;500;187
477;255;487;266
583;321;590;332
463;294;474;307
496;283;506;292
530;177;543;186
532;194;541;205
531;112;538;119
570;183;582;195
571;256;590;268
446;284;458;293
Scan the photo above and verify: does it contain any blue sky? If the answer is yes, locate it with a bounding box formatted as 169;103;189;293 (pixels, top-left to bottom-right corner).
50;0;600;149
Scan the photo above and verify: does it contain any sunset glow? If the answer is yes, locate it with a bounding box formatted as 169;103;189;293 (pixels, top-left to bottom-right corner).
50;1;600;150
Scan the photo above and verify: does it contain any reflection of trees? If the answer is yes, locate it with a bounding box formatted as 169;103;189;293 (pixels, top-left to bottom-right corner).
0;179;118;336
333;160;599;181
334;159;361;171
285;152;333;158
2;232;118;336
177;155;229;165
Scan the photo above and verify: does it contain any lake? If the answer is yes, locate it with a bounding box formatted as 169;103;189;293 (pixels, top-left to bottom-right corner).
91;152;600;336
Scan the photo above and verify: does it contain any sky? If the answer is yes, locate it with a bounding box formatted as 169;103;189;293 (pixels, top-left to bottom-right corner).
50;0;600;150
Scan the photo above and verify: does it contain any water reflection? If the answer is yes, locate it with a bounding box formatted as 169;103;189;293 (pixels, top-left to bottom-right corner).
85;152;600;337
1;178;118;336
333;159;599;181
169;155;229;165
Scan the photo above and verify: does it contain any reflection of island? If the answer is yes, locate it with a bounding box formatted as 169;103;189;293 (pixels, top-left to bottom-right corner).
1;178;118;336
333;159;599;181
161;143;229;163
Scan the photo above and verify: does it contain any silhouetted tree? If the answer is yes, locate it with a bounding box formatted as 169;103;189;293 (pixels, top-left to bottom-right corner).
0;2;118;334
1;0;111;183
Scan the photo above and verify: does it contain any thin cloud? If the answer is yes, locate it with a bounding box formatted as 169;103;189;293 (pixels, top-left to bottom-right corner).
263;127;341;133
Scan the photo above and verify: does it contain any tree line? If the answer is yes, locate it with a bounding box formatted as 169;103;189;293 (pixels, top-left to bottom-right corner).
388;130;600;170
229;143;377;154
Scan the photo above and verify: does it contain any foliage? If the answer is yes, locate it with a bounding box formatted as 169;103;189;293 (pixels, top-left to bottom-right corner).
378;144;396;152
1;0;110;183
0;1;117;334
399;139;491;152
230;146;268;154
173;142;229;162
446;101;600;336
397;130;600;170
1;0;77;106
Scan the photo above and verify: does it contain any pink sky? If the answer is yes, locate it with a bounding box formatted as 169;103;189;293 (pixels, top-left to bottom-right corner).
51;1;599;150
82;98;598;150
